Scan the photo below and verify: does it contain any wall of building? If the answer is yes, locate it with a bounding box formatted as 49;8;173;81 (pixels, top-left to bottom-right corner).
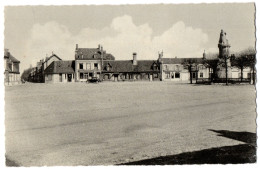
230;67;251;79
75;60;102;82
102;72;159;82
5;73;20;85
161;64;210;82
45;73;75;83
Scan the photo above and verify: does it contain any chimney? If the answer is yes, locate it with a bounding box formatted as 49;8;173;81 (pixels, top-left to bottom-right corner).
133;52;137;65
98;44;101;50
76;44;78;50
4;49;9;56
101;45;103;52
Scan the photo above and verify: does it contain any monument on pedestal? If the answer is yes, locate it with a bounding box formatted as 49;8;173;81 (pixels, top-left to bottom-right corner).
217;29;232;79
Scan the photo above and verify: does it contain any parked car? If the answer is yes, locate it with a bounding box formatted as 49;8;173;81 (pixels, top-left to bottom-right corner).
87;77;101;83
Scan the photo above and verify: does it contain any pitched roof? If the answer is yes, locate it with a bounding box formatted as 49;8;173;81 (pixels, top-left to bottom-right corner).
75;48;115;60
161;58;203;64
44;60;75;74
44;54;62;63
9;55;20;63
102;60;159;73
4;50;20;63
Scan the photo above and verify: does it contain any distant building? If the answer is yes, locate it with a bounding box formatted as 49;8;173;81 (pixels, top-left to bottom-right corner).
42;53;62;82
4;49;20;85
101;52;160;81
44;60;75;83
74;44;115;82
159;51;209;82
28;53;62;83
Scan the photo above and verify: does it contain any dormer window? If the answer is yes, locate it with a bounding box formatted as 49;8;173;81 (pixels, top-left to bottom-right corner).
106;63;111;71
153;63;157;70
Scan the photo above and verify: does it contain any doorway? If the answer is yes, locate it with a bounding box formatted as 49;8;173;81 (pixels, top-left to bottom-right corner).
67;74;72;82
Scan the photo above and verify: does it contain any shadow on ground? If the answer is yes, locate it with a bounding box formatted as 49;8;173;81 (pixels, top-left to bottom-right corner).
6;155;20;167
119;130;256;165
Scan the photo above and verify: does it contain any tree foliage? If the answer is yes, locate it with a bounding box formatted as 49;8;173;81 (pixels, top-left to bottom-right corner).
21;68;33;82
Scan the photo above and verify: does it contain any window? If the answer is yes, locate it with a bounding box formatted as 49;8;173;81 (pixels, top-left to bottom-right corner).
200;72;203;78
153;64;157;70
79;63;83;69
165;72;170;79
164;65;168;70
106;65;110;71
86;63;91;70
80;73;83;79
94;63;98;69
8;63;12;71
247;73;251;79
59;73;62;82
192;72;196;78
175;65;180;71
175;72;180;78
171;73;174;79
84;73;88;79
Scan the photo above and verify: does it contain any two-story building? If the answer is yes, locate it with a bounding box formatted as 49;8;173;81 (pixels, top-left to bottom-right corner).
4;49;20;85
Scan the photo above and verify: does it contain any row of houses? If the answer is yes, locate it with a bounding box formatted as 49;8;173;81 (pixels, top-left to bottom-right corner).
27;44;206;83
27;30;254;84
27;45;252;84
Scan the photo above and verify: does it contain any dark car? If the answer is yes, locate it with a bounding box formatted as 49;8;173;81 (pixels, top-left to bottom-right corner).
87;77;101;83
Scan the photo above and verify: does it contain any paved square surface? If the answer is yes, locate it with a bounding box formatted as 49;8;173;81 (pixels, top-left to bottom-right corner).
5;82;256;166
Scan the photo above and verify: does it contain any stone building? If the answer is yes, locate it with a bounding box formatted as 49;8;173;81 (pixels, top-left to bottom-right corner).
4;49;20;85
74;44;115;82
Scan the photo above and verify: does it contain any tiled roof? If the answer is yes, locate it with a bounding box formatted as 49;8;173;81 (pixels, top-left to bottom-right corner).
4;51;20;63
75;48;115;60
44;60;75;74
161;58;203;64
102;60;160;73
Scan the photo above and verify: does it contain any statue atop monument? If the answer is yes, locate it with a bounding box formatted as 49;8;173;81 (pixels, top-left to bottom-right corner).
217;29;232;78
218;29;231;59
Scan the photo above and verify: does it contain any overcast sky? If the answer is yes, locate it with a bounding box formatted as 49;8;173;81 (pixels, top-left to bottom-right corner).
4;3;255;72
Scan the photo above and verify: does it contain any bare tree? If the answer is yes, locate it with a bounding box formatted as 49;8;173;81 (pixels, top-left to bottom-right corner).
231;55;249;82
21;67;33;82
182;58;198;84
239;47;256;84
